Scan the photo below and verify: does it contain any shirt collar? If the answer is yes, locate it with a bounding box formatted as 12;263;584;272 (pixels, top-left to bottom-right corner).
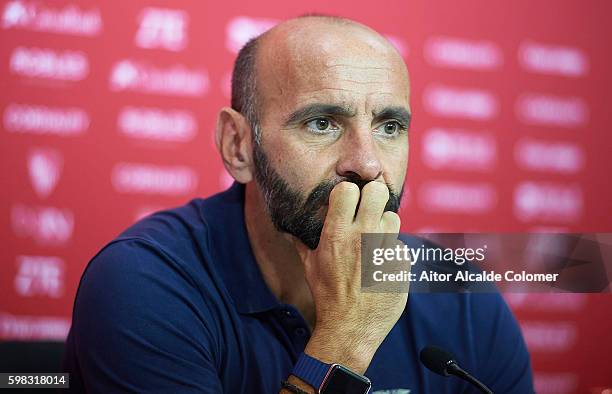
198;181;281;315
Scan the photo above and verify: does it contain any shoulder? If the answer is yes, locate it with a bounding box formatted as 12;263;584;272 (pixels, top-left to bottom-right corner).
74;199;230;340
118;199;212;261
74;200;210;293
69;237;225;392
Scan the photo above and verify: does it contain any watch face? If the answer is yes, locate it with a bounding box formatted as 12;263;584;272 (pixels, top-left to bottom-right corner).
320;365;371;394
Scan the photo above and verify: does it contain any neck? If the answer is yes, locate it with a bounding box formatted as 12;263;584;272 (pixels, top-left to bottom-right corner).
243;182;315;329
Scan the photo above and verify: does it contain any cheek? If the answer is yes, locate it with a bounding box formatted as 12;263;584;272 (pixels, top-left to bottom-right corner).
277;134;339;187
381;139;409;183
265;140;321;190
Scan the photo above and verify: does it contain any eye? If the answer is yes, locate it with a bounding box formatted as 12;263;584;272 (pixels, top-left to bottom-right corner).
376;121;405;137
305;118;339;134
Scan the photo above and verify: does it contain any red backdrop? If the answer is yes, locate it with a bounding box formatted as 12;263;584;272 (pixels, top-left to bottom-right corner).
1;1;611;392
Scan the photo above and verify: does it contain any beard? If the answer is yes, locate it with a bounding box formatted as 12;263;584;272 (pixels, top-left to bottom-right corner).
252;141;404;250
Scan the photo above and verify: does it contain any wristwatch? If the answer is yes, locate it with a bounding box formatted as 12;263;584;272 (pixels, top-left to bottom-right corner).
291;352;372;394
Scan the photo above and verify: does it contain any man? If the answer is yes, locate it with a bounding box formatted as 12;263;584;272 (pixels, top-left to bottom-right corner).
64;15;533;393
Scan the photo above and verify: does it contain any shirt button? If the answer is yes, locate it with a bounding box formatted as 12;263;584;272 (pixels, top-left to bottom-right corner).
282;309;293;318
295;327;307;336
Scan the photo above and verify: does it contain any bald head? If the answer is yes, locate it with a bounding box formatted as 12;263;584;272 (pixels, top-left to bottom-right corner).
260;15;401;57
231;15;410;142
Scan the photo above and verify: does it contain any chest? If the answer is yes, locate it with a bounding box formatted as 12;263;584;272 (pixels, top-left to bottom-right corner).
215;308;466;394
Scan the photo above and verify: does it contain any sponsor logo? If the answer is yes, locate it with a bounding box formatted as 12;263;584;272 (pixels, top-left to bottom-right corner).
225;16;278;53
419;181;497;213
14;255;65;298
505;293;587;312
28;148;63;198
118;106;196;142
109;59;208;97
3;104;89;136
11;204;74;245
135;7;188;51
111;162;198;195
424;36;502;70
520;321;576;352
515;138;584;174
514;182;582;223
423;85;498;120
10;46;88;81
533;373;577;394
2;0;102;36
0;313;70;340
519;40;588;78
516;94;588;128
422;128;496;171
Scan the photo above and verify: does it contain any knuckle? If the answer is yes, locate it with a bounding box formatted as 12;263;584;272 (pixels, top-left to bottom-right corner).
324;222;349;241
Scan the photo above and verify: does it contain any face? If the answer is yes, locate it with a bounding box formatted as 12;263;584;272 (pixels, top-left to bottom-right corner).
252;21;411;249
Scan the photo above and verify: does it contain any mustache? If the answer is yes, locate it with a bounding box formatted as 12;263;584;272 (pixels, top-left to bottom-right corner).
303;176;402;214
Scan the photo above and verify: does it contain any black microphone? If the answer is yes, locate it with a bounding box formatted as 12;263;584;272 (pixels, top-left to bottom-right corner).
419;345;493;394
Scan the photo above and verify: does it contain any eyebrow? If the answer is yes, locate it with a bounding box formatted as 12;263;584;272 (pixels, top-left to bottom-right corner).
373;106;412;128
283;103;356;127
283;103;412;129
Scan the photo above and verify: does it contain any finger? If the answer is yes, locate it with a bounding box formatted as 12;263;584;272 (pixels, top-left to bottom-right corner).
382;237;411;294
370;211;399;257
380;211;401;235
379;217;401;263
322;181;360;236
355;181;389;228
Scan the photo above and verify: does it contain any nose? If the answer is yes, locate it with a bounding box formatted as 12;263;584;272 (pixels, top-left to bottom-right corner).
335;129;383;181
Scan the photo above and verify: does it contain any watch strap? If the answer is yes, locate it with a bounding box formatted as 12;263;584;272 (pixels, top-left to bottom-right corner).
281;380;311;394
291;352;331;390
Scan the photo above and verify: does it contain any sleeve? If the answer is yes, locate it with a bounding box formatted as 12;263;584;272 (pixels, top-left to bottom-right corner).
470;292;535;394
70;238;223;393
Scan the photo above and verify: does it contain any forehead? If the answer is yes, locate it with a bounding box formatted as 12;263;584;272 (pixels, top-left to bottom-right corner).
257;21;410;117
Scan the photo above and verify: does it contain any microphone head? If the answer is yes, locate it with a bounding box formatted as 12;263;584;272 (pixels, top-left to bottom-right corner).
419;345;455;376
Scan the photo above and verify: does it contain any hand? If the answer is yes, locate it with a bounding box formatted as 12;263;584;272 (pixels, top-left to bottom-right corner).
291;181;409;374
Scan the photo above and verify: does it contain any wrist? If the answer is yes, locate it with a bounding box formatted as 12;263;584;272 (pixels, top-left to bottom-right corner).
290;352;372;394
305;328;378;374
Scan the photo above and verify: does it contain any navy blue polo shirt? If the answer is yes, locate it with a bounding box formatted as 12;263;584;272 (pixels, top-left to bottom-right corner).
63;182;533;393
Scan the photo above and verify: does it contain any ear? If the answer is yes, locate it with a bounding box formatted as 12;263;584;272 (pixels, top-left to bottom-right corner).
215;107;255;184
